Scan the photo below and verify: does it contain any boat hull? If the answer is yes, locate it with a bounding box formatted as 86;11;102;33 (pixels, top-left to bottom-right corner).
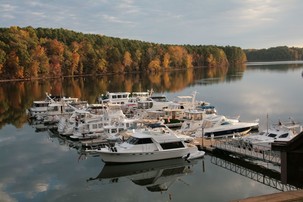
98;147;204;164
203;126;252;138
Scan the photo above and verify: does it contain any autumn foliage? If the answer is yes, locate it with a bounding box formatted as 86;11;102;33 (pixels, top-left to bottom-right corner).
0;26;247;80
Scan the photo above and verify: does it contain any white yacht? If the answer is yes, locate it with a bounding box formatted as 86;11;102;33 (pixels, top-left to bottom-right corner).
240;120;303;151
68;106;127;140
30;93;88;122
191;114;259;138
98;92;131;105
94;124;205;163
57;108;106;136
70;117;139;141
27;93;60;119
177;109;213;135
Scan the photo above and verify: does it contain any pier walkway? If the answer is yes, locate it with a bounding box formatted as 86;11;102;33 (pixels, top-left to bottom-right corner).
193;137;281;165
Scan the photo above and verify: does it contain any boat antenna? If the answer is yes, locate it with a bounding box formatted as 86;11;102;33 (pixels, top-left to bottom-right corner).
266;113;269;133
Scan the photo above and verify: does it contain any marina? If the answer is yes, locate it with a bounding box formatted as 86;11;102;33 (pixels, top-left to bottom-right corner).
25;88;303;201
0;62;303;201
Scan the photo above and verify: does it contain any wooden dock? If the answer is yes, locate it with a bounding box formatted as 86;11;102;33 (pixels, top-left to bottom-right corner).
231;189;303;202
192;137;216;152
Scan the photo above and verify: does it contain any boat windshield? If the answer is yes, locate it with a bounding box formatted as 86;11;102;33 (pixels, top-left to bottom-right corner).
268;133;277;138
278;133;289;138
126;137;153;144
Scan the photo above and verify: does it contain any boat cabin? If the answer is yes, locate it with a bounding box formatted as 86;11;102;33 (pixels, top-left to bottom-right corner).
98;92;131;104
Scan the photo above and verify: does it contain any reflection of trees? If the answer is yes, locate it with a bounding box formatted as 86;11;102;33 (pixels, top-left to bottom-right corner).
246;63;303;72
0;66;246;128
206;65;228;81
0;82;29;128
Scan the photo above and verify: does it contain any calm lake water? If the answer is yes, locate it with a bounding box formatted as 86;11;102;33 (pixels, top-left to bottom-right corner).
0;61;303;202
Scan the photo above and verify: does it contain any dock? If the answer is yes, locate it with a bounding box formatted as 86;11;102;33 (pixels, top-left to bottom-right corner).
65;132;303;201
193;137;281;164
232;189;303;202
193;136;303;202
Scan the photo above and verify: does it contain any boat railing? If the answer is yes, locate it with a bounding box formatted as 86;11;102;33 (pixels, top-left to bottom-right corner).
214;138;281;165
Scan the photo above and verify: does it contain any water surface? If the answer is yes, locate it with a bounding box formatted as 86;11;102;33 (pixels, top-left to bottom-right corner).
0;62;303;202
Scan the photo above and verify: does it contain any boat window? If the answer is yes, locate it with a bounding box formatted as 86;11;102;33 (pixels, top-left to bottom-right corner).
278;133;289;138
268;133;277;138
66;108;74;112
160;141;185;150
126;137;139;144
137;138;153;144
92;124;97;129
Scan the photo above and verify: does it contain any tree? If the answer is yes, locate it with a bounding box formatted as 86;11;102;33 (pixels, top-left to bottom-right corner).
123;51;132;72
148;58;161;72
5;51;23;79
162;53;170;69
0;48;6;75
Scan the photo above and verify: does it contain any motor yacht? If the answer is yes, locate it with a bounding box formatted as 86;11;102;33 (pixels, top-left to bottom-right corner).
93;124;205;163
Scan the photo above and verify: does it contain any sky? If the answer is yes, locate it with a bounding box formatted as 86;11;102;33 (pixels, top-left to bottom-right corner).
1;0;303;49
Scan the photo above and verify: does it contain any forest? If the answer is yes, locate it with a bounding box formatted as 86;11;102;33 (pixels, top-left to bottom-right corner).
0;26;246;80
245;46;303;61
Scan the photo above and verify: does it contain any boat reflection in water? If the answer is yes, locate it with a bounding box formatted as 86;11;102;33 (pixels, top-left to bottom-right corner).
87;158;200;192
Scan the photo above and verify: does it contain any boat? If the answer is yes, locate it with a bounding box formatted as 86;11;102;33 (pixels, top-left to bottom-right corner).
172;91;215;113
239;119;303;151
57;106;109;136
98;91;152;107
27;92;61;119
177;109;215;136
191;114;259;138
93;124;205;163
87;158;198;192
122;90;153;115
135;91;216;128
98;92;131;105
68;106;130;141
31;93;88;123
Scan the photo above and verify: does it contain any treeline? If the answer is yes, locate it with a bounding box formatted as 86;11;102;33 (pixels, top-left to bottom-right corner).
245;46;303;62
0;26;246;80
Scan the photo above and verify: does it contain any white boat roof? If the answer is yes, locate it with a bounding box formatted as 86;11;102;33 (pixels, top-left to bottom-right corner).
131;127;182;142
185;110;205;114
107;92;130;95
33;100;51;104
177;96;192;99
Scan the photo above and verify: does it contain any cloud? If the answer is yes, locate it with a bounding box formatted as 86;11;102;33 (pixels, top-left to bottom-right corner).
1;0;302;48
0;183;17;202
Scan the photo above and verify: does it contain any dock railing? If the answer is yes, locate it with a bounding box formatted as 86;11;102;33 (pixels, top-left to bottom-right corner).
214;138;281;165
